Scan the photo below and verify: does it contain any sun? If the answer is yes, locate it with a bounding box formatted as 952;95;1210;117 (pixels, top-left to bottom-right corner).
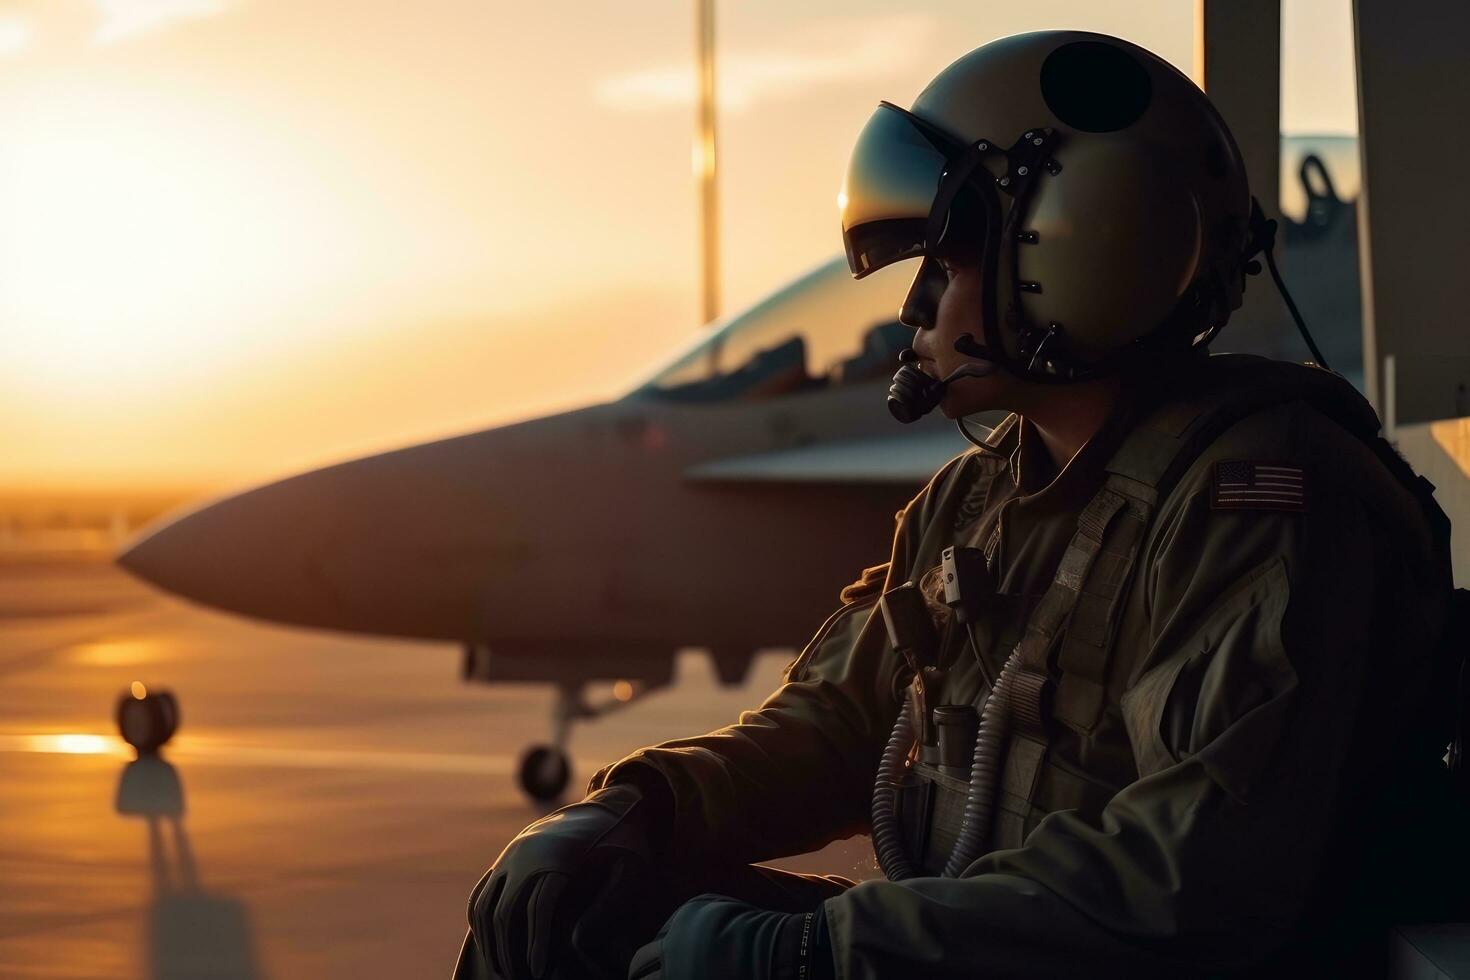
0;84;343;404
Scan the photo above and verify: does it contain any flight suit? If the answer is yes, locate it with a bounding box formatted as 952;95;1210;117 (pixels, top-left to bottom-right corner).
588;355;1464;977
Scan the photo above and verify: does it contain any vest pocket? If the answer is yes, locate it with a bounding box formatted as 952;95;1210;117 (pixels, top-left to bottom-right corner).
897;760;971;875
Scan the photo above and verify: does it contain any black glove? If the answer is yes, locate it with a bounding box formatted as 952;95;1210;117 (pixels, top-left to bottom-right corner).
468;782;666;980
625;894;834;980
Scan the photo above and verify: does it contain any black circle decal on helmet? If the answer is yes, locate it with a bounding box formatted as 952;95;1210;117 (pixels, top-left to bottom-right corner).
1040;40;1152;133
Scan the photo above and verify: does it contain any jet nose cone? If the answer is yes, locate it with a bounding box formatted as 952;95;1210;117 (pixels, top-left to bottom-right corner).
115;483;347;625
111;403;617;640
108;419;553;639
114;519;184;589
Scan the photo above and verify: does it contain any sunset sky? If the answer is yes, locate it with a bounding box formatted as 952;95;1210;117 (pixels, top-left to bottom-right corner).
0;0;1357;494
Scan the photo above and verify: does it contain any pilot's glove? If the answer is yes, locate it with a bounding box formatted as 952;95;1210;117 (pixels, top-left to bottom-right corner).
625;894;834;980
468;782;667;980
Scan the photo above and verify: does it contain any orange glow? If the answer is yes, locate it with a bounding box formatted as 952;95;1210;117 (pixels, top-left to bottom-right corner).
14;733;127;757
71;639;166;668
613;680;635;702
0;3;1358;494
1431;419;1470;481
131;681;148;700
52;733;113;754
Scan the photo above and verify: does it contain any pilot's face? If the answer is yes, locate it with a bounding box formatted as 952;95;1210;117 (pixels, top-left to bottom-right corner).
903;258;1026;418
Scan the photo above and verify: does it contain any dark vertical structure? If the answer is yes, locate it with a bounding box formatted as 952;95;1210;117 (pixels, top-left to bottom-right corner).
1353;0;1470;428
1196;0;1287;359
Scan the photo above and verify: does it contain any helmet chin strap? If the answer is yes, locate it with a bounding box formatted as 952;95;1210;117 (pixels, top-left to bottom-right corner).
952;332;1004;367
941;361;999;385
935;333;1005;389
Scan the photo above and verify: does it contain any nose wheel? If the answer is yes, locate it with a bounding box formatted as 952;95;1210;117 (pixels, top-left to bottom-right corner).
514;680;657;804
517;745;571;802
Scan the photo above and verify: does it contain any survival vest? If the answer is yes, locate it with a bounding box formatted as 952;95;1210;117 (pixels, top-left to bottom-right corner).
922;353;1465;856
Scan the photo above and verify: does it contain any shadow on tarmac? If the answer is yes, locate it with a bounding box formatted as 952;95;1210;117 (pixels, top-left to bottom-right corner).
115;755;263;980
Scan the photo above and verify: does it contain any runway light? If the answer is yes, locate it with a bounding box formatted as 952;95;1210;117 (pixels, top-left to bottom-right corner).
48;733;115;755
0;733;128;757
131;681;147;700
71;639;163;667
613;680;634;702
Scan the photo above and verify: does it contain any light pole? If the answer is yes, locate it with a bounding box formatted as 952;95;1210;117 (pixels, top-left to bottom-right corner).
695;0;720;325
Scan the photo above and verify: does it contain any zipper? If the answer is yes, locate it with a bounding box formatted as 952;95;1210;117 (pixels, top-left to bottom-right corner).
984;503;1005;574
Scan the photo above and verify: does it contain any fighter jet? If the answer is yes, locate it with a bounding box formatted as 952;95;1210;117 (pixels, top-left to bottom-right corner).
115;257;990;800
113;134;1375;802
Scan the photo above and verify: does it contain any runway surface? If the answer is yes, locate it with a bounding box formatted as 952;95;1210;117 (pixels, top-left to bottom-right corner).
0;558;879;979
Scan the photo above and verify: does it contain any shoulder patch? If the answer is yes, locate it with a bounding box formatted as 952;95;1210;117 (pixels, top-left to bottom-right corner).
1210;460;1307;512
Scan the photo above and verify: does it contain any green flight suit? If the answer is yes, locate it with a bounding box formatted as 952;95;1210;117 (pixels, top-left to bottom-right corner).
589;357;1464;977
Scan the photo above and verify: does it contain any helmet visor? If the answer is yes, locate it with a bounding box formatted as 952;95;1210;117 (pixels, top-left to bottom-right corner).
840;102;967;279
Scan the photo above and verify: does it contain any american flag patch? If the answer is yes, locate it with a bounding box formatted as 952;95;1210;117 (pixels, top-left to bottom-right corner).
1210;460;1307;512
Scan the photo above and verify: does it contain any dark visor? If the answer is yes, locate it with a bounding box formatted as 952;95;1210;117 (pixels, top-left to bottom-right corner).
840;102;973;279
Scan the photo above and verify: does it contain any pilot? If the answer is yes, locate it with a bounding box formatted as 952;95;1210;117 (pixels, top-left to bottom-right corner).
465;30;1466;980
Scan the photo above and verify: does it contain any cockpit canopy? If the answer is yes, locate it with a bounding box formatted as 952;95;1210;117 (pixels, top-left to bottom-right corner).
633;258;913;403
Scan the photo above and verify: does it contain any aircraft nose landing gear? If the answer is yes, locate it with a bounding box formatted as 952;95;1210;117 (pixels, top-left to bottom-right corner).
462;642;674;804
514;680;653;803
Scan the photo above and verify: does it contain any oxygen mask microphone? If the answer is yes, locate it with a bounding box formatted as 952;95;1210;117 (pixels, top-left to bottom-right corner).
887;349;943;423
887;336;999;423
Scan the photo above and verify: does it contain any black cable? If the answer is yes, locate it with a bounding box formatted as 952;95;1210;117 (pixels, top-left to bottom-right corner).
964;621;997;691
1245;199;1333;373
1262;240;1332;371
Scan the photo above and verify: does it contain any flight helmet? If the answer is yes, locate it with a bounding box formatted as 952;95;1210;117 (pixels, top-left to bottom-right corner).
839;30;1258;385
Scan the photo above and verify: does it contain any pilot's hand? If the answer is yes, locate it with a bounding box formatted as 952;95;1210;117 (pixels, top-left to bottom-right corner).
626;894;830;980
468;783;658;980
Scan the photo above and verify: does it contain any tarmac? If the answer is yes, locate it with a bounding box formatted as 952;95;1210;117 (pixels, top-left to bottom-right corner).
0;558;878;979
